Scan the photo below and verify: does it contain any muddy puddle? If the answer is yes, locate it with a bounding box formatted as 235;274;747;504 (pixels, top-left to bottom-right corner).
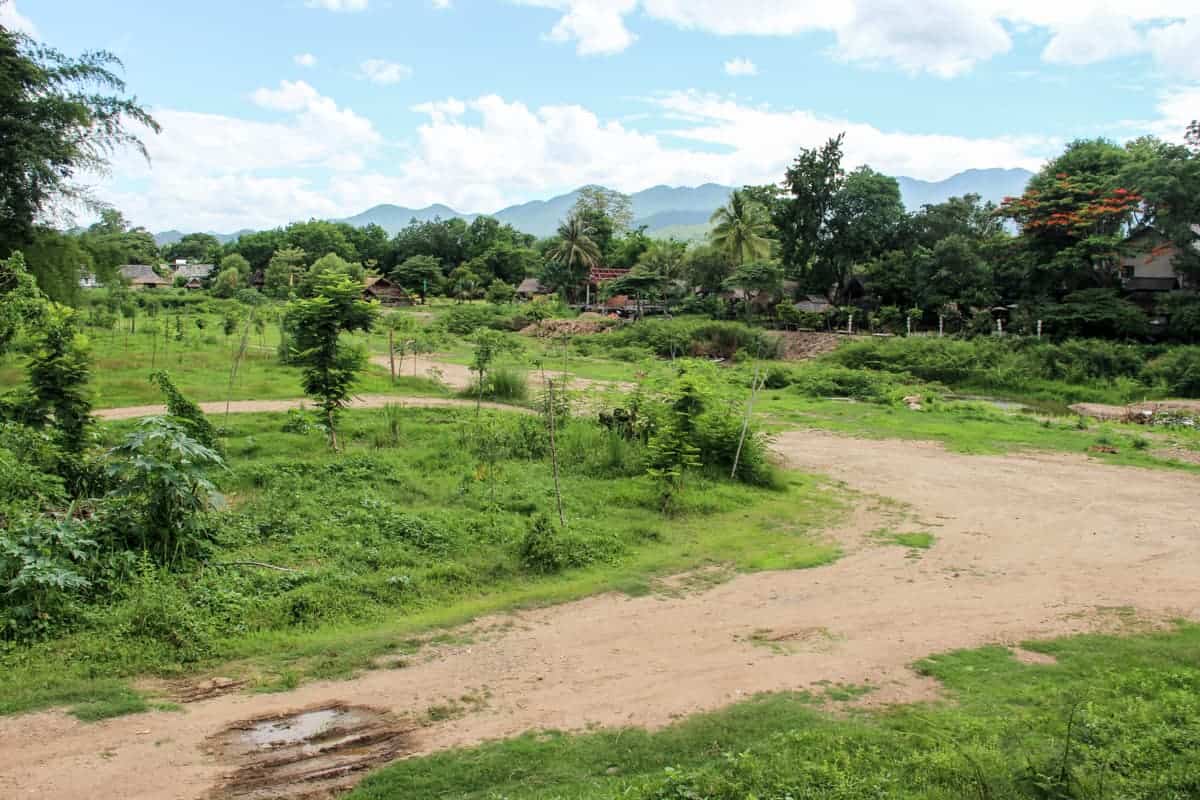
207;703;415;799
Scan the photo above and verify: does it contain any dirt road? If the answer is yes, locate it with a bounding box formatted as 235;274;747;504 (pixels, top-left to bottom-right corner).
94;394;526;421
2;429;1198;799
367;354;634;394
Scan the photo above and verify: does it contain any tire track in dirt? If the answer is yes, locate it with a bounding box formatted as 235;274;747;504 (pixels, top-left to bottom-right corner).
4;431;1199;798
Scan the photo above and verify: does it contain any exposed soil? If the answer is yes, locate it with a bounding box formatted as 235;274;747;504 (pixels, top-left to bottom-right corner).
770;331;846;361
204;703;416;799
367;354;634;395
1071;399;1200;422
95;393;527;421
2;431;1198;799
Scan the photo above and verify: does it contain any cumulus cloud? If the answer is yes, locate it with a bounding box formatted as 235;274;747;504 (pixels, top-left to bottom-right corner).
723;57;757;77
97;86;1064;232
294;53;318;68
515;0;638;55
514;0;1200;77
359;59;413;84
0;0;37;35
98;82;380;230
1145;17;1200;80
305;0;369;11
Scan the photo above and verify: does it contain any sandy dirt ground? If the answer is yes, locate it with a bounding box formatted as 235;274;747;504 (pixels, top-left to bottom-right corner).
94;394;527;421
368;354;634;395
3;431;1199;798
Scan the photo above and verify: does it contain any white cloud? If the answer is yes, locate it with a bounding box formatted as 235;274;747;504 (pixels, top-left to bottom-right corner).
98;87;1064;232
432;0;453;8
1041;14;1143;65
0;1;37;36
359;58;414;84
294;53;318;68
305;0;369;11
1145;17;1200;80
723;57;757;77
835;0;1011;78
515;0;638;56
513;0;1200;77
97;82;380;231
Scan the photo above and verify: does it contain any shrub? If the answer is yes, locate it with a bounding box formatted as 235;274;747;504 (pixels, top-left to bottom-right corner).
1046;289;1151;340
1142;348;1200;397
791;365;910;403
483;365;529;402
0;513;96;641
150;371;220;451
518;514;616;574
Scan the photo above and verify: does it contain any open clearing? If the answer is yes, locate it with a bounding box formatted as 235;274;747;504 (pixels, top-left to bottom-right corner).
2;426;1198;799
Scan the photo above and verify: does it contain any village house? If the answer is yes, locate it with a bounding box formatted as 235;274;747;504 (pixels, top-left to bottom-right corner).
363;275;413;306
515;277;547;300
118;264;170;290
171;261;215;290
1118;227;1197;317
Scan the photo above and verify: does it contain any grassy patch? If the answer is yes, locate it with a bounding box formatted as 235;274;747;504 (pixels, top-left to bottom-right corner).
349;623;1200;800
759;394;1200;472
0;407;842;718
872;528;936;550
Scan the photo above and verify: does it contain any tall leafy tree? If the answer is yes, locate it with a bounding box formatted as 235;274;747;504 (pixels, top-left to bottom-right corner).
775;134;845;279
709;190;773;266
819;166;907;293
163;233;220;264
262;246;306;299
0;23;158;254
392;254;442;301
1000;139;1140;293
284;273;376;449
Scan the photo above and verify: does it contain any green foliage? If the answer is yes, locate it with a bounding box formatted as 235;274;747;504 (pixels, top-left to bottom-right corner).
0;512;96;641
485;279;516;305
149;371;219;451
0;28;158;252
518;513;616;574
104;417;225;566
0;251;45;355
284;272;377;447
709;191;773;265
1046;289;1150;340
18;303;93;454
596;318;782;361
824;336;1200;401
791;364;916;403
1143;348;1200;397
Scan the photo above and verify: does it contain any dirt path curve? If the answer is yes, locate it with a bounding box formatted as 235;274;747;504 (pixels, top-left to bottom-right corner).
94;393;528;421
3;432;1200;799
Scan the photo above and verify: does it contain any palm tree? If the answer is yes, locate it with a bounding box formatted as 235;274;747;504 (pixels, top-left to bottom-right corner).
549;214;602;302
709;191;773;265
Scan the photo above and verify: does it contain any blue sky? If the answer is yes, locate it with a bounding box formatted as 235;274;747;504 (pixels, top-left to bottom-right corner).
5;0;1198;232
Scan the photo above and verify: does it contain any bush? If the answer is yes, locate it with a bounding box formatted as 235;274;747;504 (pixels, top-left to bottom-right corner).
1046;289;1151;340
483;365;529;402
518;514;618;574
598;318;782;361
1142;348;1200;397
791;365;912;403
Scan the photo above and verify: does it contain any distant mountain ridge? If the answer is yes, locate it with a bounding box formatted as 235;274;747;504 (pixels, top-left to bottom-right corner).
154;168;1034;245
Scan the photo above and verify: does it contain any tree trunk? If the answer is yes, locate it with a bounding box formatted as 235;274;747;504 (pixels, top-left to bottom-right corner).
548;378;566;527
388;328;396;383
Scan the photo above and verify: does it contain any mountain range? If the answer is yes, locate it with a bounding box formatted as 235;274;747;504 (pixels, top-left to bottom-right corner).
153;168;1034;246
